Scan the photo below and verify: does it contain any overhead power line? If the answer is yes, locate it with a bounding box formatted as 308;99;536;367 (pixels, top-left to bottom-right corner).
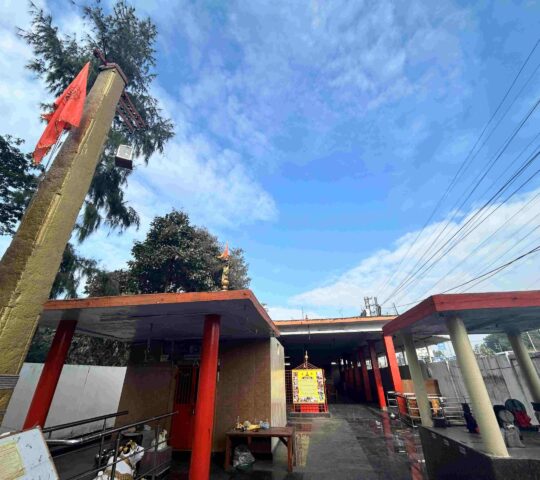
383;142;540;305
440;243;540;294
375;39;540;297
410;188;540;299
384;96;540;304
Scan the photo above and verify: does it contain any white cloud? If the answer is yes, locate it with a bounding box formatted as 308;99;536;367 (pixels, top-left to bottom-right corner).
0;0;48;145
0;1;278;269
133;137;277;229
144;0;472;173
292;186;540;313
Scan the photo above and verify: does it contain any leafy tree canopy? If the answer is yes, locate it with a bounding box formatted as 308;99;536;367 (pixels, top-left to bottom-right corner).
85;268;135;297
19;0;174;240
86;210;251;295
50;242;97;299
0;135;42;235
482;331;540;353
26;327;129;366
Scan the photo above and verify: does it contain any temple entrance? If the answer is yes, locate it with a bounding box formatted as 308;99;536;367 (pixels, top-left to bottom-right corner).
170;364;199;450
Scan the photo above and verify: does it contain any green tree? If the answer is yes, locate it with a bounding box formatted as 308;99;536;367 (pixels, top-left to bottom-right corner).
26;327;129;366
129;211;250;293
474;343;494;356
85;268;135;297
0;135;42;235
50;243;97;299
19;0;174;240
87;210;251;295
0;135;95;300
482;331;540;353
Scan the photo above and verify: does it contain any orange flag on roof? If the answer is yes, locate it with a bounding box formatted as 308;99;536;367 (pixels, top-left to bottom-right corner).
33;62;90;164
218;243;230;260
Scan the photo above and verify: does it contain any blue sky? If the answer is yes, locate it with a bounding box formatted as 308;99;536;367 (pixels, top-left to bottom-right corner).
2;0;540;321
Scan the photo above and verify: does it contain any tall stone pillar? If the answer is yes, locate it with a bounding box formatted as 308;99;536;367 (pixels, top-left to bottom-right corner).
446;317;508;457
401;332;433;427
507;331;540;402
0;66;126;420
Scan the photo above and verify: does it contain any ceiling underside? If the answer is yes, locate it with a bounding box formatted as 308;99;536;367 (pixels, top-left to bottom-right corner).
39;296;277;342
279;329;448;365
400;307;540;337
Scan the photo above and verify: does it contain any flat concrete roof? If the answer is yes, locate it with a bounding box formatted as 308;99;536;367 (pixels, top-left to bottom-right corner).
40;290;279;341
276;316;447;363
277;315;395;335
383;290;540;337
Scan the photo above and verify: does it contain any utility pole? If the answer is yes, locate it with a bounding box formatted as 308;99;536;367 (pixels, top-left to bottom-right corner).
0;65;126;421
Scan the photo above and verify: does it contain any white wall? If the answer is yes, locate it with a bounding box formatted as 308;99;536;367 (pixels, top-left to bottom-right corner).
428;352;540;424
1;363;126;437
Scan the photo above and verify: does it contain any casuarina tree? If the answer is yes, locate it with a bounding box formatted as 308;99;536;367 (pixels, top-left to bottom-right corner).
0;135;42;235
1;0;173;299
19;0;174;240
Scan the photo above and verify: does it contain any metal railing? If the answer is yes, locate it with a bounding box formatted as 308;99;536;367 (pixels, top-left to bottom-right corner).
47;411;177;480
44;409;129;470
43;410;128;437
386;391;466;427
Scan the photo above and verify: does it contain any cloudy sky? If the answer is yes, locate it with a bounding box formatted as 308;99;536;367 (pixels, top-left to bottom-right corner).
2;0;540;321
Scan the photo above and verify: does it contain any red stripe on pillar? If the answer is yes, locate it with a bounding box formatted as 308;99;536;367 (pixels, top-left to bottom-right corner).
354;355;362;399
23;319;77;429
368;340;387;410
383;335;403;392
358;348;373;402
189;314;221;480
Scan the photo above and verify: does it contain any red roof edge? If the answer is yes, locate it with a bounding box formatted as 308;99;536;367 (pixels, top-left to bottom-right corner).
43;289;280;337
382;296;437;336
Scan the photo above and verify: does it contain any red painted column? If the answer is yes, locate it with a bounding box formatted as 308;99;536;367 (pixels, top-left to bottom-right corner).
354;354;363;399
346;358;352;391
358;347;373;402
368;340;387;410
24;319;77;428
349;354;357;395
189;314;221;480
383;334;403;392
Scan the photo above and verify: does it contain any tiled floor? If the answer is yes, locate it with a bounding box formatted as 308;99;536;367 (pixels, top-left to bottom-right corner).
55;404;427;480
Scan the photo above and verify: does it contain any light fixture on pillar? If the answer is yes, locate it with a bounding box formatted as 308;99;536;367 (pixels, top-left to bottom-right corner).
93;49;146;171
115;144;134;170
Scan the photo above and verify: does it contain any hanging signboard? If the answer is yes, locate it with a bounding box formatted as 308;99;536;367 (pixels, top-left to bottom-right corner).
292;368;326;404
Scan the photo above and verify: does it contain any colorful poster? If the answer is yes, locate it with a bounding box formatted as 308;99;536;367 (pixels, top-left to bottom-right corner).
292;368;325;404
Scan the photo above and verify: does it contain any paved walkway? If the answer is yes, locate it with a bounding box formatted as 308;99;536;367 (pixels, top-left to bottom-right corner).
170;403;426;479
283;404;426;480
55;404;426;479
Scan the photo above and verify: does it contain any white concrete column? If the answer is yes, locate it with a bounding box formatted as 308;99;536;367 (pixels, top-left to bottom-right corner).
446;317;509;457
401;332;433;427
507;331;540;402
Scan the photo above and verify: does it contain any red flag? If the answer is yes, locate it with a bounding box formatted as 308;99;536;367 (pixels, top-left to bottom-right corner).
218;243;230;260
33;62;90;164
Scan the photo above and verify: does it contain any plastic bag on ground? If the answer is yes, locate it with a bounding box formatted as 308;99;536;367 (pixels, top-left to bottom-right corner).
233;444;255;471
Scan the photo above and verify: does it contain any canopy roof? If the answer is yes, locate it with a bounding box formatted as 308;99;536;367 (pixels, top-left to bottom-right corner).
383;290;540;337
277;316;446;364
40;290;279;342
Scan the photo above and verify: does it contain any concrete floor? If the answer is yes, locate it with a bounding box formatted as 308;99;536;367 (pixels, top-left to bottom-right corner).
54;404;426;480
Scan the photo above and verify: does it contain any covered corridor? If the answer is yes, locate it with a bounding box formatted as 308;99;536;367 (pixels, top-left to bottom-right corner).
52;403;426;479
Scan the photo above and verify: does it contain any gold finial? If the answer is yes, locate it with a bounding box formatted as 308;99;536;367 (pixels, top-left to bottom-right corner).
218;243;230;291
